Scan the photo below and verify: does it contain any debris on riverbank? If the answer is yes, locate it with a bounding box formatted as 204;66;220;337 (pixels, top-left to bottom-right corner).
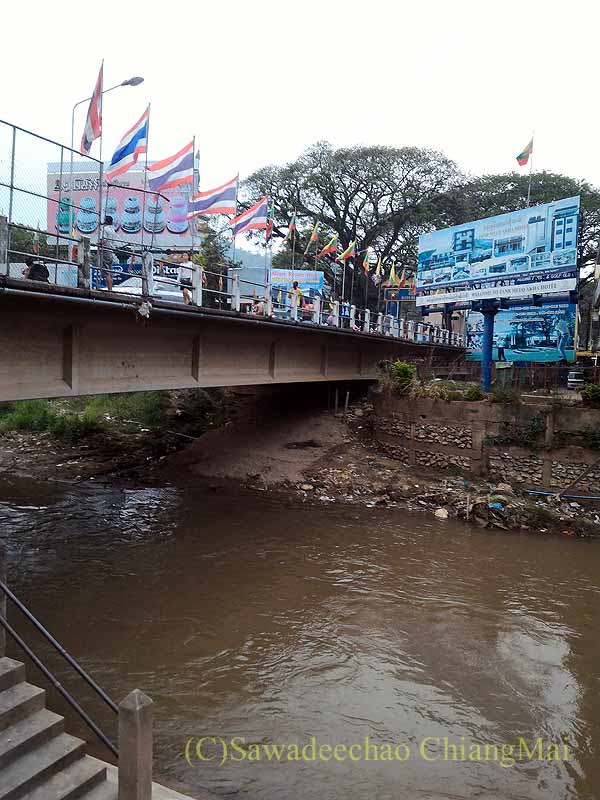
1;391;599;538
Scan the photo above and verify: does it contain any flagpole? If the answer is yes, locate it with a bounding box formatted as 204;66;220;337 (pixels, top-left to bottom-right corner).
190;135;196;259
140;103;151;257
350;248;356;306
364;249;369;311
291;209;296;284
526;130;535;208
97;60;105;274
231;175;239;267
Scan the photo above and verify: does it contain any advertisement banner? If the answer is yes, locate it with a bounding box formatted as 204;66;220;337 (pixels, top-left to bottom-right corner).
271;269;324;297
417;196;580;307
466;302;577;363
47;162;200;249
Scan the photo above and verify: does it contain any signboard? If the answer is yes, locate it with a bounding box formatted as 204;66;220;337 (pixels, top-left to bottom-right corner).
417;196;580;307
465;302;577;363
271;269;324;297
47;162;201;249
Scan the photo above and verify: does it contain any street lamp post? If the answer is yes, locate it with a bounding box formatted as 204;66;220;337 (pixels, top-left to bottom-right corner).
68;76;144;218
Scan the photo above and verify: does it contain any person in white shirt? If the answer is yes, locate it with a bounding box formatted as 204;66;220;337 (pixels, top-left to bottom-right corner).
178;252;195;305
99;215;118;291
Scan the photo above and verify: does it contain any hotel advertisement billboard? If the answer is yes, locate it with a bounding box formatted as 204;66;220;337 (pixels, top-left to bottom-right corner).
416;196;580;307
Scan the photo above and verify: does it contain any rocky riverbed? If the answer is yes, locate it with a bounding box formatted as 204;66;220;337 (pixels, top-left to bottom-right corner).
1;392;599;539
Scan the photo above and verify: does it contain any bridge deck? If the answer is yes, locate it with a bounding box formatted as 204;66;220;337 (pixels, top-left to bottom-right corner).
0;279;464;401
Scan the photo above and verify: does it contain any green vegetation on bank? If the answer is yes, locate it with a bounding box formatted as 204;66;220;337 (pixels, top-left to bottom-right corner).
0;389;228;443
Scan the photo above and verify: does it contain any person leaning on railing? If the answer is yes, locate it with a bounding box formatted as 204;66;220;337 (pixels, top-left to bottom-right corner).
98;216;117;291
22;256;49;283
178;252;194;305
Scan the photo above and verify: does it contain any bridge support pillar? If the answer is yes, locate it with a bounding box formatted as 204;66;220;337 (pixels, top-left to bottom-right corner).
481;302;498;393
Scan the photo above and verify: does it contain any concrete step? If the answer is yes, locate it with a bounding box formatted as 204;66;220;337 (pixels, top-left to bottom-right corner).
19;756;108;800
0;708;64;768
78;780;118;800
0;683;45;731
0;660;26;693
0;732;85;799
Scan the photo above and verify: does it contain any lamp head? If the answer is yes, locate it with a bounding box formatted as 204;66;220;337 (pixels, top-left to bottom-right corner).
122;76;144;86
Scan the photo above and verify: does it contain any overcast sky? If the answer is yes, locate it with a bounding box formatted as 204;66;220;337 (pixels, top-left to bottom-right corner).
2;0;598;192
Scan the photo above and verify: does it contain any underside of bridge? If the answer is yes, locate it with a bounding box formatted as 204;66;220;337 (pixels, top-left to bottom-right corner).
0;282;464;402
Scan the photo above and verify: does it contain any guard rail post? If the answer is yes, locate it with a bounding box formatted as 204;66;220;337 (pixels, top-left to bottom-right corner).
118;689;153;800
312;296;321;324
266;287;273;317
0;217;7;276
350;305;356;330
363;308;370;332
191;264;202;307
290;292;298;321
77;235;90;290
376;313;383;334
333;301;340;327
232;275;241;312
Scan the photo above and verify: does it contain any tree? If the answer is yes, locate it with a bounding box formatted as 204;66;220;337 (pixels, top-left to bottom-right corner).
193;223;233;309
8;226;50;258
243;141;462;304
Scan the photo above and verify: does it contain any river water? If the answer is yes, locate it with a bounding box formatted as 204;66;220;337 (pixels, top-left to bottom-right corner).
1;473;599;800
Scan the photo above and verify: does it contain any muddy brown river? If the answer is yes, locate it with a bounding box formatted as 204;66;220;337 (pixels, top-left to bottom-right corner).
1;473;599;799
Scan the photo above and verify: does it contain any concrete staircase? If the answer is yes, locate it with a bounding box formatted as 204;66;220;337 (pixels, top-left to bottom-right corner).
0;656;117;800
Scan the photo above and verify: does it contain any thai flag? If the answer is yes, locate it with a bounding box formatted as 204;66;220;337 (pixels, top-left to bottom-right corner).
106;108;149;181
147;141;194;193
80;63;103;155
230;196;268;237
187;175;238;219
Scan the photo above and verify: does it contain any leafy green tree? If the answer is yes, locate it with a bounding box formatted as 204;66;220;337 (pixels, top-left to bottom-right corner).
192;224;233;309
243;141;462;304
8;226;50;258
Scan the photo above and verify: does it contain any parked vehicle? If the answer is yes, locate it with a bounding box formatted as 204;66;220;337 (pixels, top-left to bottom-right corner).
76;196;98;234
567;370;585;390
121;197;142;233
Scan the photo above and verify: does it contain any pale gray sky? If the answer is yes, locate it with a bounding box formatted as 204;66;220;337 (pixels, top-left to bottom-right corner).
3;0;599;191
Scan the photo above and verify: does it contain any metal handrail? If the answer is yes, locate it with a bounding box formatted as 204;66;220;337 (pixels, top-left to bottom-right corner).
0;579;118;718
0;614;117;757
0;577;118;756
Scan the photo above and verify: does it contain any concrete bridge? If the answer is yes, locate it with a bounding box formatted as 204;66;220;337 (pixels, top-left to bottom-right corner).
0;280;464;402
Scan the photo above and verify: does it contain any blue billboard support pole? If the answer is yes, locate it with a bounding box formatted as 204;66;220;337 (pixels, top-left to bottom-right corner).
481;301;498;392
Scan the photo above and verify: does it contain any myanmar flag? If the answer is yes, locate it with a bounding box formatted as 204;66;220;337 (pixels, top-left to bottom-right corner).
362;252;369;277
336;240;356;262
516;138;533;166
285;212;297;242
317;234;337;260
388;261;397;285
304;221;319;254
266;201;276;241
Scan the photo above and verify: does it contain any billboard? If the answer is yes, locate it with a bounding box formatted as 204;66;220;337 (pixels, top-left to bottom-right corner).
465;302;577;363
416;196;580;307
47;162;201;249
271;269;325;297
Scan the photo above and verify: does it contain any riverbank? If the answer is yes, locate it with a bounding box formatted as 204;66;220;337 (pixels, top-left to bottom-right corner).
1;391;599;538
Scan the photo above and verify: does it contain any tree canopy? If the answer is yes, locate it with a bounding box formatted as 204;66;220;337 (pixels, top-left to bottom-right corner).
242;143;600;299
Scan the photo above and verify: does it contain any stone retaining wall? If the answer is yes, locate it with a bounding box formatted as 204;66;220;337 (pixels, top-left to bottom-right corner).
372;393;600;492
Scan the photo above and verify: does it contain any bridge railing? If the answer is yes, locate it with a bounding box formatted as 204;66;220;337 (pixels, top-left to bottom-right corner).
1;215;465;349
